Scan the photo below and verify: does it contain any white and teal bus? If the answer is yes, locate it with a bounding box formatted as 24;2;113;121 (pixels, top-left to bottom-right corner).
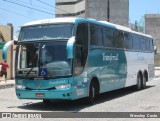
3;18;154;104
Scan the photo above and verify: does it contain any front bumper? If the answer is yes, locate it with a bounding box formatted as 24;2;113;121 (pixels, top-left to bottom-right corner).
16;88;76;100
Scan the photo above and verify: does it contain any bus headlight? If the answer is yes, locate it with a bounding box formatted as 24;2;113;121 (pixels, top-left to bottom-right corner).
16;84;26;89
55;84;71;89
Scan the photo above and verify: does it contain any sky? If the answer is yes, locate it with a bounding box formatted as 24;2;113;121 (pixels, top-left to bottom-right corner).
0;0;160;37
130;0;160;23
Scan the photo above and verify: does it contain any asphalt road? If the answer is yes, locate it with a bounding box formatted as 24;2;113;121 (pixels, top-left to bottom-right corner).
0;77;160;120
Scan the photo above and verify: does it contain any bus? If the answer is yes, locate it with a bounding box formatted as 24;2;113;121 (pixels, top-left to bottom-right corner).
3;18;154;104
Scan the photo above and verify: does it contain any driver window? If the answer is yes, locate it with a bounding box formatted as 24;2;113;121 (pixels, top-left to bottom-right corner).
75;23;88;76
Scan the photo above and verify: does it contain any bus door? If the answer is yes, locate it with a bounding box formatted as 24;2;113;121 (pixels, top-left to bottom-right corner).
73;23;89;98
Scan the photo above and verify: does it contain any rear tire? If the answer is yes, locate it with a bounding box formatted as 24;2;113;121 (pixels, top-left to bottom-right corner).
142;74;147;89
136;74;142;91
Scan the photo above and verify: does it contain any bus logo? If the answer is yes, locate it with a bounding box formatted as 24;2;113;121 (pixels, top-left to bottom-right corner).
102;53;119;63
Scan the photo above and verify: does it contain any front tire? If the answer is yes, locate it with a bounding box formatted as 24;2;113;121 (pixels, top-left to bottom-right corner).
87;81;96;105
43;99;50;104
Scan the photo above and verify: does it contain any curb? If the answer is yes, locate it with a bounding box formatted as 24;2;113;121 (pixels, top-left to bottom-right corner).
0;84;15;89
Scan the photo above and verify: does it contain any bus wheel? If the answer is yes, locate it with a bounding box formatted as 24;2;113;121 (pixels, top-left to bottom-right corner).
87;81;96;105
43;99;50;104
136;74;142;91
142;74;147;89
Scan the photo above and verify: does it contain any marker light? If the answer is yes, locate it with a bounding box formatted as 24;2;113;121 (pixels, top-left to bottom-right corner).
55;84;71;89
16;84;26;89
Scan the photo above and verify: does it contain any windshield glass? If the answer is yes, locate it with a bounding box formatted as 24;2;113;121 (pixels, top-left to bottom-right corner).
19;24;73;41
17;41;72;78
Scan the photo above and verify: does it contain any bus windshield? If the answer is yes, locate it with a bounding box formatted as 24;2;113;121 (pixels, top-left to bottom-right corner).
19;24;73;41
16;41;72;78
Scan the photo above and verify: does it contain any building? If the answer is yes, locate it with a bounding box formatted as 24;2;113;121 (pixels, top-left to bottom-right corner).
145;14;160;54
145;14;160;66
55;0;129;26
55;0;86;17
0;24;13;79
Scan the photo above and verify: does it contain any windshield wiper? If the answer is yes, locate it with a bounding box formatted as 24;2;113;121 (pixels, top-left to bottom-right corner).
25;53;38;79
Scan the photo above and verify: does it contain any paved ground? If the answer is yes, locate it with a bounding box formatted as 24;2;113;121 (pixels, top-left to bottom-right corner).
0;74;160;121
0;79;15;89
0;68;160;120
155;66;160;77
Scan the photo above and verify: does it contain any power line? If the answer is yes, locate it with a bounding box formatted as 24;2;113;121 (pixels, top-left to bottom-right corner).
37;0;72;14
30;0;32;5
0;6;34;20
16;0;53;12
2;0;54;15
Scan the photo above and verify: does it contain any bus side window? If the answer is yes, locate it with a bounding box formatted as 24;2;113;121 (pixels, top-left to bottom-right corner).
140;37;146;52
146;38;154;52
149;38;154;52
75;23;88;76
114;30;124;49
133;34;140;51
103;28;114;48
145;38;150;52
124;32;133;50
90;24;103;46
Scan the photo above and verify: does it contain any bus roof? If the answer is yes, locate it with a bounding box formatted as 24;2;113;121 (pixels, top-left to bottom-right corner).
99;21;152;38
22;17;77;26
22;17;152;38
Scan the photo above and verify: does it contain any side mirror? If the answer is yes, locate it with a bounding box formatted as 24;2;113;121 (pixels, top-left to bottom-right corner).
67;36;75;59
2;40;15;61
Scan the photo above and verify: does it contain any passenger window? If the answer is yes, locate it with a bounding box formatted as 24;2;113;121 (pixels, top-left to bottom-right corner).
124;32;133;50
140;37;146;52
145;38;150;52
149;38;154;52
133;35;140;51
114;30;124;49
90;24;103;46
146;38;154;52
103;28;114;48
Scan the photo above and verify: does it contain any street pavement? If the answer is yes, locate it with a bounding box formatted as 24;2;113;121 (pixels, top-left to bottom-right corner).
0;67;160;89
0;79;15;89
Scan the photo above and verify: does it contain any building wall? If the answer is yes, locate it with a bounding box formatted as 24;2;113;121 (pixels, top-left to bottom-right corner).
109;0;129;26
145;14;160;54
55;0;85;17
55;0;129;26
86;0;108;21
0;24;13;79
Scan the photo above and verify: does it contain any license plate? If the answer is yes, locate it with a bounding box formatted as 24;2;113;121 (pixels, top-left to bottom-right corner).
35;93;45;97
